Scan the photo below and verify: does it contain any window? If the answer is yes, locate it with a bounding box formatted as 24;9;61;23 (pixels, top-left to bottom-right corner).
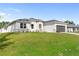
20;23;23;28
24;23;26;28
20;23;26;28
39;24;42;29
31;24;34;29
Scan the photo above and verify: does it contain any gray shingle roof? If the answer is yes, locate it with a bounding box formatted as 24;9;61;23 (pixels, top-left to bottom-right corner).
67;24;79;28
16;18;43;22
44;20;67;25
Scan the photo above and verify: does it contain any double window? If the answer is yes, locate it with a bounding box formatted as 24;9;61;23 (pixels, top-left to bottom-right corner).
20;23;26;28
20;23;34;29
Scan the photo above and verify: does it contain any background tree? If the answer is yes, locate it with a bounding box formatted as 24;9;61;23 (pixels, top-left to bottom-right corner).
0;16;9;29
0;16;13;50
0;21;9;28
64;20;75;25
0;16;4;29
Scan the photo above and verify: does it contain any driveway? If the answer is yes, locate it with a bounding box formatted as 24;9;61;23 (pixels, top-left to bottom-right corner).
65;33;79;35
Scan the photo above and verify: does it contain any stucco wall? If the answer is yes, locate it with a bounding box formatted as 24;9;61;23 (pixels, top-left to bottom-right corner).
4;21;44;32
43;24;67;32
29;22;43;32
43;24;56;32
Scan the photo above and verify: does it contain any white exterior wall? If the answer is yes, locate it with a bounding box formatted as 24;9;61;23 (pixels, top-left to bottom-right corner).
43;24;67;32
0;24;14;33
67;28;78;32
7;25;13;32
43;24;56;32
29;22;43;32
5;23;19;32
13;22;20;30
75;28;78;32
67;28;73;32
30;22;38;32
36;22;43;32
0;21;43;33
30;22;43;32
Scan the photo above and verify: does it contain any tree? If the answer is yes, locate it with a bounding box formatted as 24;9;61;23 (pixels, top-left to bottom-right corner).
0;16;10;29
0;16;4;28
0;21;9;28
0;16;13;50
0;16;3;32
64;20;75;24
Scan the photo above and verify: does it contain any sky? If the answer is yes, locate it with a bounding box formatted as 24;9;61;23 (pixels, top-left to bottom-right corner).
0;3;79;24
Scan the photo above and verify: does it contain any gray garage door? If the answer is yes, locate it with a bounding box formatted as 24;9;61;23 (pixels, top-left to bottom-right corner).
56;25;65;32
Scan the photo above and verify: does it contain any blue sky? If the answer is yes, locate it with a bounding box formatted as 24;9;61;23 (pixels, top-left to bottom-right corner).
0;3;79;24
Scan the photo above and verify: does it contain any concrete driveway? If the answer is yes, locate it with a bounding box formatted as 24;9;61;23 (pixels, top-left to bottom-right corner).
65;33;79;35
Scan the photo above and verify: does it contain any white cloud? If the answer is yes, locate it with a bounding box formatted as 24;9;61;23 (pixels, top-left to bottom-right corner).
7;8;21;12
0;13;6;16
0;12;11;16
12;8;21;12
7;14;11;16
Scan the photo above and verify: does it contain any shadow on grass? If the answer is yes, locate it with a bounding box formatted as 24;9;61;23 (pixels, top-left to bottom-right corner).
0;33;14;49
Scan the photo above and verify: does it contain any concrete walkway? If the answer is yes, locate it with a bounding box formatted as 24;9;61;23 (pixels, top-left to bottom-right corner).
64;33;79;35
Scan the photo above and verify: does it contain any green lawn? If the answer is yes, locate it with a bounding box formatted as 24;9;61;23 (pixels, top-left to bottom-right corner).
0;32;79;56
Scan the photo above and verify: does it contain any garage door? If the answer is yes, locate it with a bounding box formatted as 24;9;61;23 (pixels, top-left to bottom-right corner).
56;25;65;32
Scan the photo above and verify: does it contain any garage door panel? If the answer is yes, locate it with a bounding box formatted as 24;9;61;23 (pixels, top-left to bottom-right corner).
56;25;65;32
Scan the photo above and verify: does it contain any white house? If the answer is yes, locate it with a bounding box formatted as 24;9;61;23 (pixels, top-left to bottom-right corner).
0;18;79;33
0;18;43;33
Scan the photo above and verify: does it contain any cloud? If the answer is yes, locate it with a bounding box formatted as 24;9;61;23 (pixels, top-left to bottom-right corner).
0;13;6;16
7;8;21;12
0;12;11;16
12;8;21;12
7;14;11;16
0;8;21;16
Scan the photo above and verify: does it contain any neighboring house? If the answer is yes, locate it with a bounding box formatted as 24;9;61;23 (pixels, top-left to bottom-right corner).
67;24;79;32
0;18;79;33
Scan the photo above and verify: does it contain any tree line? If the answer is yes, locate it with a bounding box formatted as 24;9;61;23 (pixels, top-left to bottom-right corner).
0;21;10;28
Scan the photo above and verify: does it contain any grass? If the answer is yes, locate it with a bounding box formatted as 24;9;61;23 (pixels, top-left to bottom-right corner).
0;32;79;56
